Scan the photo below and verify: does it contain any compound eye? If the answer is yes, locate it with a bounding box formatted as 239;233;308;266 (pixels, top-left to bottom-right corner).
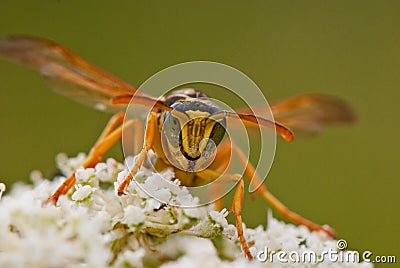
208;119;226;147
163;113;181;148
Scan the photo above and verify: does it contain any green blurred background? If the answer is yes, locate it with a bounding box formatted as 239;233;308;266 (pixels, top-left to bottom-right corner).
0;1;398;266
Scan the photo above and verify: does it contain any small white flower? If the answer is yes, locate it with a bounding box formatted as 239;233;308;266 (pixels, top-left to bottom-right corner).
123;205;146;226
116;169;129;184
175;189;199;207
153;188;171;203
75;168;95;183
71;184;94;201
94;158;124;182
209;208;229;228
184;207;203;219
56;152;87;176
144;198;162;212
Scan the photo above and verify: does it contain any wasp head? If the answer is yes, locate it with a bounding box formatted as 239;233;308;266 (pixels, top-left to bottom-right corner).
162;99;226;172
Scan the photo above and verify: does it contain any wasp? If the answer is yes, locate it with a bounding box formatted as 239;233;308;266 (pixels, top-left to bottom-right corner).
0;36;355;260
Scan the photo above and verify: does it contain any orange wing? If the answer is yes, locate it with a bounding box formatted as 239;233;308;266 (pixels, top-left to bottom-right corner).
0;35;158;112
236;94;356;136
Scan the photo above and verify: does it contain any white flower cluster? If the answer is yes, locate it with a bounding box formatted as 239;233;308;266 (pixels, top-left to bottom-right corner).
0;153;373;268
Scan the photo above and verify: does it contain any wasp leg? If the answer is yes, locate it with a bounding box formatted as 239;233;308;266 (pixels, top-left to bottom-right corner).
232;178;253;260
117;112;157;195
95;112;126;142
196;146;253;260
229;140;335;237
206;141;233;211
45;112;142;205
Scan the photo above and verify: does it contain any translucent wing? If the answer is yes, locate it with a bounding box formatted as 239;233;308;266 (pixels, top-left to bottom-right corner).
236;94;356;136
0;35;156;112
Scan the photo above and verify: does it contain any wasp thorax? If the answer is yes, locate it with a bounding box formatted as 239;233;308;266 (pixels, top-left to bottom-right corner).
161;100;226;172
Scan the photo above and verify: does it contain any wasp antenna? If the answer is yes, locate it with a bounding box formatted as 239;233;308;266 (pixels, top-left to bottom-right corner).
226;111;294;142
111;94;172;112
274;122;295;142
208;111;227;121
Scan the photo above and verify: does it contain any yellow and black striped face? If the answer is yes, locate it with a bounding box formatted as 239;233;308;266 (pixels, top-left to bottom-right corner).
161;98;226;172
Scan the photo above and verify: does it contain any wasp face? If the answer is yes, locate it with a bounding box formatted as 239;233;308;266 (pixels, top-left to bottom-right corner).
162;100;226;172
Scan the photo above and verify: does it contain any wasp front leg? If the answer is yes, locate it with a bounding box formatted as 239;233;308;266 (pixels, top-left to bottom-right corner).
117;112;157;195
45;112;143;205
